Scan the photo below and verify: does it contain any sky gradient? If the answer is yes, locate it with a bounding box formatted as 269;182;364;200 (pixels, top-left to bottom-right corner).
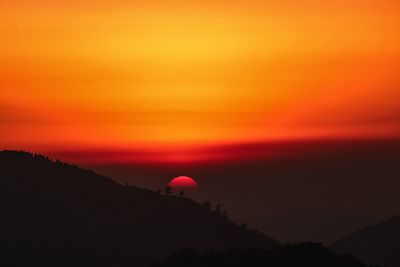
1;0;400;163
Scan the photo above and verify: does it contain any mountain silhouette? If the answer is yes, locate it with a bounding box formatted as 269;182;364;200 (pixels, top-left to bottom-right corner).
332;214;400;266
153;242;375;267
0;150;278;267
89;138;400;243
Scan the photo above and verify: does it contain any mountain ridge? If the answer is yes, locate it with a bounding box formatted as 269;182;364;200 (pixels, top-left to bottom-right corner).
0;150;279;267
332;213;400;267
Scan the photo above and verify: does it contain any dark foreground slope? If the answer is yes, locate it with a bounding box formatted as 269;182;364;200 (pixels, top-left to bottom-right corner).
333;215;400;267
153;243;374;267
0;151;278;267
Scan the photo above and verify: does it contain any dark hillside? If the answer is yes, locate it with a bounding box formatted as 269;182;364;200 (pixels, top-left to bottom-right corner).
333;214;400;267
0;150;278;267
152;242;375;267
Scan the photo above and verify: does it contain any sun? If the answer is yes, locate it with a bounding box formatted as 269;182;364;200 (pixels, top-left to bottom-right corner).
168;176;199;190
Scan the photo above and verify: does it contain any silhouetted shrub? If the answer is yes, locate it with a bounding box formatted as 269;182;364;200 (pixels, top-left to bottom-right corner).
164;186;172;195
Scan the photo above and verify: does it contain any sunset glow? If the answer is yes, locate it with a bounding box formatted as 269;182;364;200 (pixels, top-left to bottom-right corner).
1;0;400;162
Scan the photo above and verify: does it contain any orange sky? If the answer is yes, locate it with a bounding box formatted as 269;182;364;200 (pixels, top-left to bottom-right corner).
1;0;400;161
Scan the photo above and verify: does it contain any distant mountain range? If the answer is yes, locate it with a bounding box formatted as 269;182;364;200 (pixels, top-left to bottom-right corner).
0;150;278;267
333;214;400;267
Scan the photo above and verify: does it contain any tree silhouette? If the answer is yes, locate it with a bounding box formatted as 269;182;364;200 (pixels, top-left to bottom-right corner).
239;223;248;231
202;201;211;210
214;204;222;216
222;210;228;219
164;186;172;195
